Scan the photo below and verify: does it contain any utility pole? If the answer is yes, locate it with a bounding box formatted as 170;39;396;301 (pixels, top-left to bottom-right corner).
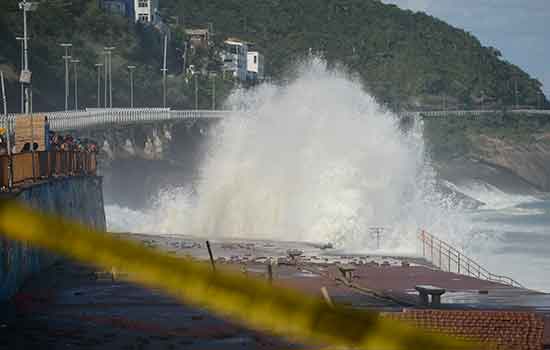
18;0;37;115
16;37;25;113
128;65;136;108
162;35;168;108
104;46;115;108
1;71;13;189
59;43;72;111
514;79;519;109
103;51;108;108
480;90;484;110
210;73;216;110
19;0;37;181
95;63;103;108
71;59;80;111
194;73;199;110
182;42;188;75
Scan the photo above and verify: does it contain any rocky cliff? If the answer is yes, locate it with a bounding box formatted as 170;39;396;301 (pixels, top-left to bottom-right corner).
471;134;550;191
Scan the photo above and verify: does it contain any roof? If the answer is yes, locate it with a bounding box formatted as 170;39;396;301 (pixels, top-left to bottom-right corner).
225;38;250;45
383;309;545;350
185;29;209;36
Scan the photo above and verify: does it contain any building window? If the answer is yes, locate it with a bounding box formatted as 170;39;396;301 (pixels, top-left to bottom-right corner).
254;56;257;64
138;0;148;8
138;14;149;22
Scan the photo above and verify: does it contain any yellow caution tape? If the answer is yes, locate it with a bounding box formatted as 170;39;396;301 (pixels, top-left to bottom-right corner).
0;201;474;350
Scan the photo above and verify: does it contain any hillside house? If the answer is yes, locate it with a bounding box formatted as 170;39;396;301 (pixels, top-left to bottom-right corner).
134;0;159;23
221;38;248;82
99;0;134;18
185;29;210;49
247;51;264;81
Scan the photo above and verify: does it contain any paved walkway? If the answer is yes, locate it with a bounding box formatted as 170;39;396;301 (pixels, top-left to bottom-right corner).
2;233;549;349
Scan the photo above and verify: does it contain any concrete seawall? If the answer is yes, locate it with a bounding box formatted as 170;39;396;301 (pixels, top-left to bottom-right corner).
0;176;106;301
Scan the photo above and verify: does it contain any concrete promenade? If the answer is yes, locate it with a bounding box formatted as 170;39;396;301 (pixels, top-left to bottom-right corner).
2;233;549;349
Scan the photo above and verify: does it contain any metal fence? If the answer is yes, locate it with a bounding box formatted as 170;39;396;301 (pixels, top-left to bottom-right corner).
0;151;97;188
2;108;550;132
1;109;230;132
419;230;523;288
401;109;550;118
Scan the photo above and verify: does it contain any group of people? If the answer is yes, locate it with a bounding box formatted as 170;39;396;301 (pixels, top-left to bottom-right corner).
0;121;100;155
48;132;98;153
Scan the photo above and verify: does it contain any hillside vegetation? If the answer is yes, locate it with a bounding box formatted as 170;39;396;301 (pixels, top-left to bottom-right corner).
0;0;547;112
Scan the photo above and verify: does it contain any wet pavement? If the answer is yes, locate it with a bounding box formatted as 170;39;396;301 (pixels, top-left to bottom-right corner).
2;233;550;349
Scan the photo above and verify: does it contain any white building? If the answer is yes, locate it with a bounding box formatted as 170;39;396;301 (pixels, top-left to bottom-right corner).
247;51;264;81
221;39;248;82
134;0;158;23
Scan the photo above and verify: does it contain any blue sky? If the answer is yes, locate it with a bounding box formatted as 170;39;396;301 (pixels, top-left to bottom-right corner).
382;0;550;97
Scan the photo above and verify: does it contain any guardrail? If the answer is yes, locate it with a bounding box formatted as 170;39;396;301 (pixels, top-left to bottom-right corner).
2;108;549;133
402;109;550;118
419;230;523;288
0;109;229;132
0;151;97;189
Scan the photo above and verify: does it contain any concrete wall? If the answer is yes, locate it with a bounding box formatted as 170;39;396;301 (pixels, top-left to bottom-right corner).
0;177;106;301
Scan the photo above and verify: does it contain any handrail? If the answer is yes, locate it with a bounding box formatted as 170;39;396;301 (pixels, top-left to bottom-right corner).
0;151;97;189
418;230;523;288
2;108;550;133
1;109;230;132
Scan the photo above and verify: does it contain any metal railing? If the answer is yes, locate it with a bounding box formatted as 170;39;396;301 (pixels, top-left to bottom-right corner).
0;151;97;189
1;109;230;132
2;108;550;132
419;230;523;288
402;109;550;118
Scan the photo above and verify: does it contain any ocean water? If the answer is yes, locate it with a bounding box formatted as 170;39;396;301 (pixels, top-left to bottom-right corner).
105;59;550;292
464;195;550;292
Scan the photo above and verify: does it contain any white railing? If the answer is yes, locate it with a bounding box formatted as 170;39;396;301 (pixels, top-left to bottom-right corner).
1;108;231;132
402;109;550;118
2;108;549;132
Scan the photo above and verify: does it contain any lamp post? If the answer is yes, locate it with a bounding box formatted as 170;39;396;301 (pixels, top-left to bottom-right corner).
59;43;72;111
18;0;38;115
127;65;136;108
1;71;13;189
104;46;115;108
94;63;103;108
71;59;80;111
162;35;168;108
103;51;108;108
210;72;217;110
194;73;199;110
514;79;519;109
16;37;26;113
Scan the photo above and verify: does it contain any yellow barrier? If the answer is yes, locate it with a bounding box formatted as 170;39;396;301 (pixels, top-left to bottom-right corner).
0;201;474;350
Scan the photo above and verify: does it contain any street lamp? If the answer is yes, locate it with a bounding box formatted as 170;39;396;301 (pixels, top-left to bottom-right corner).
104;46;116;108
18;0;38;115
209;72;217;110
16;36;26;112
59;43;72;111
194;73;199;110
127;65;136;108
71;59;80;111
1;71;13;189
161;35;168;108
94;63;103;108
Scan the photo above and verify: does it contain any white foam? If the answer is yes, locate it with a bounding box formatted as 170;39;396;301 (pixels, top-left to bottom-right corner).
443;180;538;210
107;59;470;254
